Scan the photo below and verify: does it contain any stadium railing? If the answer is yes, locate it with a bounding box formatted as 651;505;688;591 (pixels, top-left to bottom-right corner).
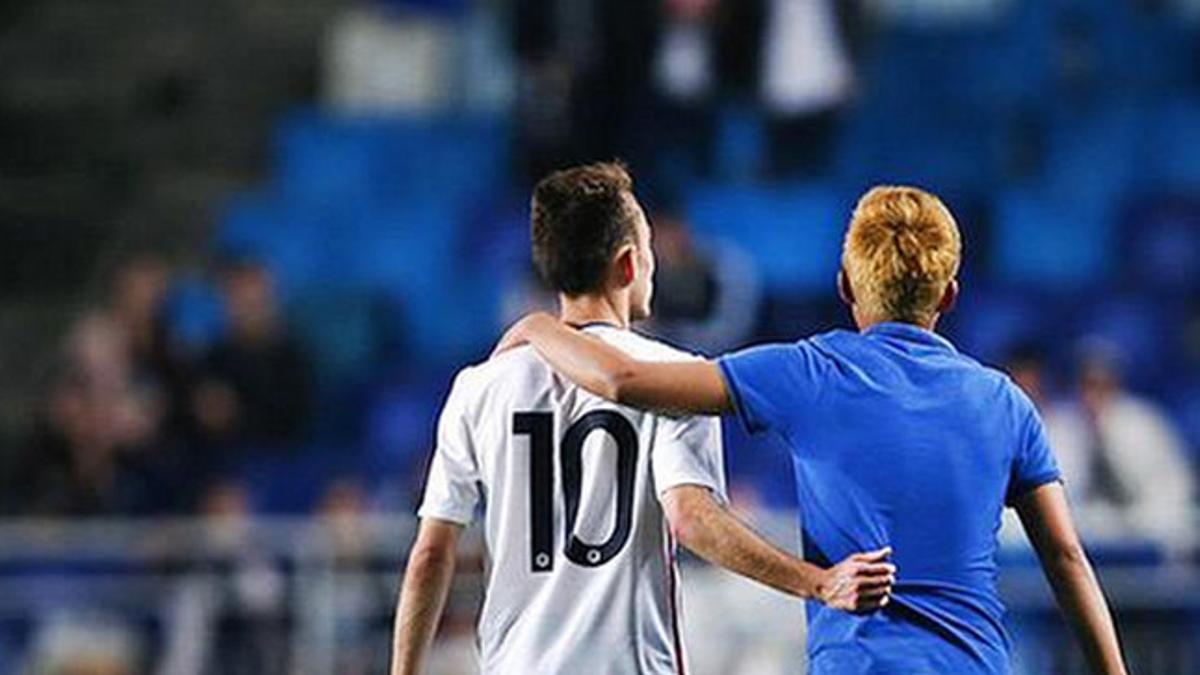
0;515;1196;675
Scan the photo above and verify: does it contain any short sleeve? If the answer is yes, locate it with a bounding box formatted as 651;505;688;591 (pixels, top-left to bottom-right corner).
717;343;812;436
417;374;481;525
652;415;727;504
1006;392;1063;506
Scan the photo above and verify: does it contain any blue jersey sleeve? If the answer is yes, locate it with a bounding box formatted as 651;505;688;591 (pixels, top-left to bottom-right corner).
1006;392;1063;505
718;343;813;437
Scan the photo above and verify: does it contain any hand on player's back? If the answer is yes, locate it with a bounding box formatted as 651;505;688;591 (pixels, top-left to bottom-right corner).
492;312;554;357
816;547;897;613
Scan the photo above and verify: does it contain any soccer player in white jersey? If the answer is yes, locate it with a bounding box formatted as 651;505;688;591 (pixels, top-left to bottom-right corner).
391;162;895;675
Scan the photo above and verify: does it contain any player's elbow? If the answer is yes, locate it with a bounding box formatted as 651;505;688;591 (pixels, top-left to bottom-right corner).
665;507;699;546
662;488;712;549
597;360;641;405
1043;539;1091;579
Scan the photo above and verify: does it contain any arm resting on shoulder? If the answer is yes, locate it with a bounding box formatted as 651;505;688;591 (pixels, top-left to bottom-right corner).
662;484;895;612
392;518;463;675
497;313;732;416
1014;483;1128;675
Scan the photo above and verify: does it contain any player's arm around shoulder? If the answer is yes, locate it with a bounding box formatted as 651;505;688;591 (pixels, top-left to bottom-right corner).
392;518;464;675
660;484;895;613
494;312;732;415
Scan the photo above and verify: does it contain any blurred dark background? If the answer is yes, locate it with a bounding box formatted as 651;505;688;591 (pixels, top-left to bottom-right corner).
0;0;1198;673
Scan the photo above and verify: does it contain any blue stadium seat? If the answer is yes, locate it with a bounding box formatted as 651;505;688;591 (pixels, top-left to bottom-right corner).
1118;197;1200;294
287;290;383;391
1056;1;1191;96
380;271;501;366
836;104;1007;202
712;104;765;182
216;191;332;296
362;376;446;501
161;275;225;355
1140;96;1200;192
373;115;510;200
686;182;844;294
320;198;458;292
859;5;1052;115
232;443;361;514
943;288;1047;366
1039;103;1139;211
1072;295;1177;388
1168;385;1200;462
991;187;1114;289
273;109;509;207
838;3;1055;199
272;112;393;205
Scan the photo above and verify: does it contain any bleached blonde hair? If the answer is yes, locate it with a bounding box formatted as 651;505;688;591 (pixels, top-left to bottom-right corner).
842;185;962;325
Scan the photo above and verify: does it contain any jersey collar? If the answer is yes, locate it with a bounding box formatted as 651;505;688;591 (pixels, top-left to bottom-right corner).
864;321;958;353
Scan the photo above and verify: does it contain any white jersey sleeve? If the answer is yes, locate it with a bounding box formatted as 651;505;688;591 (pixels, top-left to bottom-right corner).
652;412;727;505
418;372;481;525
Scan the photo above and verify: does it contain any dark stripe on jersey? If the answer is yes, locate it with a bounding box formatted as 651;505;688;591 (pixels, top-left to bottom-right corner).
664;529;686;675
567;321;623;331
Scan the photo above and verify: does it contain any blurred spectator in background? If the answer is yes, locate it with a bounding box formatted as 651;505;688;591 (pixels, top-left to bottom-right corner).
510;0;592;181
10;314;163;516
323;2;456;117
313;479;390;675
760;0;853;177
22;613;142;675
3;255;215;515
107;255;195;443
648;0;720;181
1005;342;1088;447
194;481;289;675
645;206;761;353
1071;345;1194;552
191;259;312;453
510;0;770;184
108;256;172;381
1012;342;1195;553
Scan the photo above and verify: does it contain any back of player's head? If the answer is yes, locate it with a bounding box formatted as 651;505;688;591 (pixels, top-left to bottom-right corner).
531;161;637;296
842;185;961;325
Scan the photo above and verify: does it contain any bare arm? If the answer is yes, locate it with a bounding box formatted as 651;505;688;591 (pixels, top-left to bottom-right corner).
392;518;463;675
496;312;732;415
662;484;895;612
1014;483;1127;675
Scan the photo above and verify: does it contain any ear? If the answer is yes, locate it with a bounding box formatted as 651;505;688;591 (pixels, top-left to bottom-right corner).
837;269;855;307
937;279;959;314
614;244;637;288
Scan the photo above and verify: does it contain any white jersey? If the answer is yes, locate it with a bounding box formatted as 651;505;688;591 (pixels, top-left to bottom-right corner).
419;325;726;675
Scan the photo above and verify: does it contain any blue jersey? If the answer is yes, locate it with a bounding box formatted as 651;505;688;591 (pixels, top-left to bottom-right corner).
718;322;1061;674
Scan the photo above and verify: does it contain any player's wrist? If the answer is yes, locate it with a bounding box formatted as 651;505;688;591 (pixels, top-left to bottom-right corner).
810;567;835;604
784;560;824;601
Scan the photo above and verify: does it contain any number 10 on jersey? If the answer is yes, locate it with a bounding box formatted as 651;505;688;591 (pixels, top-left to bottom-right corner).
513;411;639;573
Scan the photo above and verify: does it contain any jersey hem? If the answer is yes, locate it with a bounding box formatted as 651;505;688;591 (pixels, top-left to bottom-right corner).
416;506;474;527
1004;473;1063;506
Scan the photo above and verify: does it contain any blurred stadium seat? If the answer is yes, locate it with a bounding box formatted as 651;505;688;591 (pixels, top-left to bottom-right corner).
686;182;843;294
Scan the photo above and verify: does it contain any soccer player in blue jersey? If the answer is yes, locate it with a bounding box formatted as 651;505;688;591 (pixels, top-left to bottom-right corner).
496;186;1127;674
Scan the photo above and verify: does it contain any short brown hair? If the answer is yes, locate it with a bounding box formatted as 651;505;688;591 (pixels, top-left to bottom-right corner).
842;185;962;325
531;162;638;295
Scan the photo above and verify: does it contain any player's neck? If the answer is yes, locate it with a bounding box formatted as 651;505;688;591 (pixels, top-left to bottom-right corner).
854;314;936;331
558;293;629;330
854;310;939;333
